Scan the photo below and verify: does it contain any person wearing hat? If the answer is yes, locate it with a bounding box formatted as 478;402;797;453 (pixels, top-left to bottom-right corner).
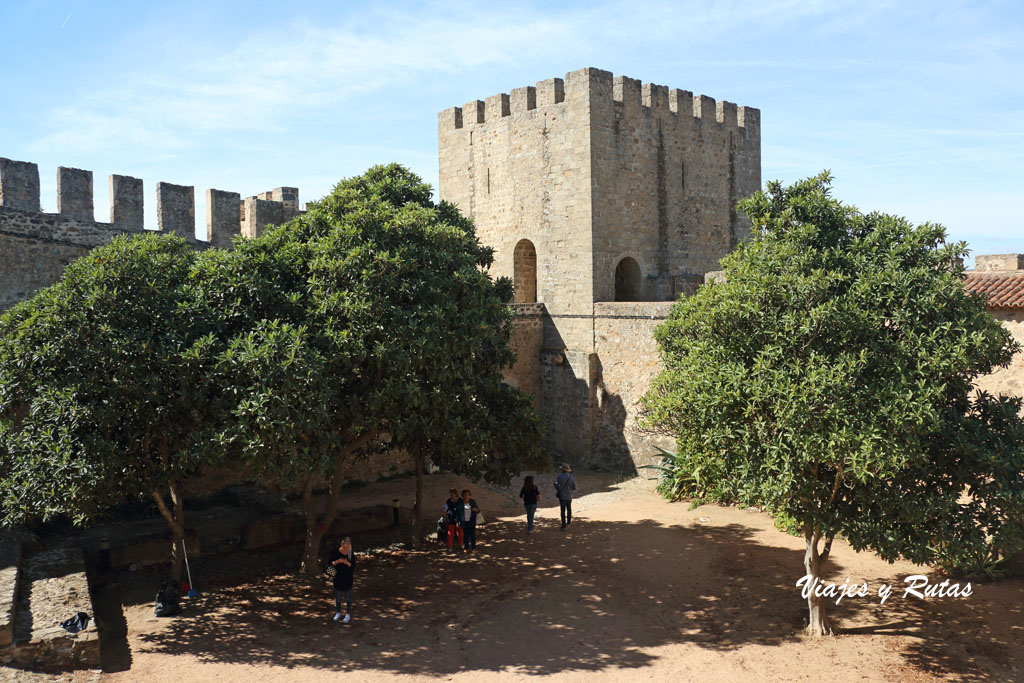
554;463;577;530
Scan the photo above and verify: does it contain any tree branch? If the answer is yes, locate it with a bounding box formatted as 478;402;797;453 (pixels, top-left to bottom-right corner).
820;534;835;564
822;465;843;513
320;430;380;532
151;489;185;538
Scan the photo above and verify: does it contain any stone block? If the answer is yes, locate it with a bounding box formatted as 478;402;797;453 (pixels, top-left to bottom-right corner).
241;197;285;239
57;167;93;220
975;254;1024;272
535;77;564;105
510;86;536;113
0;536;22;648
110;174;143;229
240;514;303;550
156;181;195;238
485;93;510;120
206;188;241;248
462;100;485;125
108;530;199;568
0;158;40;211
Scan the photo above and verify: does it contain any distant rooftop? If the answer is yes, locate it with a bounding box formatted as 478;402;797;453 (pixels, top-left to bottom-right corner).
964;254;1024;309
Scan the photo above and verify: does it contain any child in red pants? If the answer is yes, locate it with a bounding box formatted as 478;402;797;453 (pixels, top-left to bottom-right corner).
443;488;464;549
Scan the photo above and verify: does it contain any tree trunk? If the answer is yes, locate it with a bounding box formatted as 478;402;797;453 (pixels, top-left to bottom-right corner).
152;483;187;583
299;431;378;576
300;476;323;576
803;524;833;636
413;450;425;547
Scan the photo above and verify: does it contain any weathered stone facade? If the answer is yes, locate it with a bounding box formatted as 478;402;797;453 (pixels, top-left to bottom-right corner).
965;255;1024;400
0;156;302;311
439;68;761;471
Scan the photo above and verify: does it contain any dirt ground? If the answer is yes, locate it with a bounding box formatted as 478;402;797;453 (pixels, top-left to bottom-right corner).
6;471;1024;682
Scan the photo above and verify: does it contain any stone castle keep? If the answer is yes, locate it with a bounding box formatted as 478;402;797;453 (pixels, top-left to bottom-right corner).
439;67;761;469
1;67;761;471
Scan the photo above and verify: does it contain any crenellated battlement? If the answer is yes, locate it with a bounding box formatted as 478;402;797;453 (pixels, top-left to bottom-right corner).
0;156;304;310
438;67;759;136
0;157;302;247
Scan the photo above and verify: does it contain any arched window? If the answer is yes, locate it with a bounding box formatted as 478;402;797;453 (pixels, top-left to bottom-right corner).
513;239;537;303
614;257;642;301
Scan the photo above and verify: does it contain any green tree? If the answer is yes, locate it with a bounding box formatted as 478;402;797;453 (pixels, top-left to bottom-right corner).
207;165;546;571
0;235;223;580
641;173;1024;635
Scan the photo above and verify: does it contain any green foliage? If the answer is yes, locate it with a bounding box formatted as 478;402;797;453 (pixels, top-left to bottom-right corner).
207;164;546;485
0;164;546;559
641;172;1024;572
0;234;219;525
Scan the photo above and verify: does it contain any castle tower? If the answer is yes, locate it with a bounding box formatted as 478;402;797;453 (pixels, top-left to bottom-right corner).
438;68;761;470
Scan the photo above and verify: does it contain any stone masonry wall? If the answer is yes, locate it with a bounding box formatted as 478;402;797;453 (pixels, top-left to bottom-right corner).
587;72;760;301
507;303;544;415
438;71;596;352
0;204;145;310
540;347;598;465
593;302;675;469
974;308;1024;399
0;156;301;312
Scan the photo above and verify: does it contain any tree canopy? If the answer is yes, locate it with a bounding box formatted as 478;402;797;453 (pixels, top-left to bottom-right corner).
0;234;221;579
188;164;547;569
641;173;1024;634
0;164;546;576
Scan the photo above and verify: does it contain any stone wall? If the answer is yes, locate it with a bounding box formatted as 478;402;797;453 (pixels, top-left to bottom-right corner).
588;73;760;302
439;69;759;472
593;302;675;469
507;303;544;414
183;449;417;500
975;308;1024;399
964;258;1024;403
438;72;596;351
0;156;301;311
540;347;598;465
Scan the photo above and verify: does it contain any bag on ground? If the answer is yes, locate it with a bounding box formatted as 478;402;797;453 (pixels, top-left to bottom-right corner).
59;612;90;633
154;579;182;617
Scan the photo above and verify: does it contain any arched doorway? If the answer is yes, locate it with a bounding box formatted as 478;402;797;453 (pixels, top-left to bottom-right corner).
513;239;537;303
614;257;642;301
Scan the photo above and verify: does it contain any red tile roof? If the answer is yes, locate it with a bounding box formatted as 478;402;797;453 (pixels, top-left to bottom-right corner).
963;272;1024;309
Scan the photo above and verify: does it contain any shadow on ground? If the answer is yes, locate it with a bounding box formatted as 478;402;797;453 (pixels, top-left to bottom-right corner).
835;569;1023;682
125;517;805;675
92;482;1024;680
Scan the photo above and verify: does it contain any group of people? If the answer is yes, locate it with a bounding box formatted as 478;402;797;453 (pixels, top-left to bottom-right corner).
324;463;579;624
519;463;577;532
442;488;482;552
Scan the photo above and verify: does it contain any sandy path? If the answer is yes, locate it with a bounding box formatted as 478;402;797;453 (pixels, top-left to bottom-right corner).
46;473;1024;681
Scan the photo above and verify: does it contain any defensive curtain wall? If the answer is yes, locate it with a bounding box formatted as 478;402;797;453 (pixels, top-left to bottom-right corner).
0;159;418;486
0;157;301;310
439;67;761;472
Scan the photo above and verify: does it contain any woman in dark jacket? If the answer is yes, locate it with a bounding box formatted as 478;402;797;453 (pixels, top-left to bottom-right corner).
328;537;355;623
519;475;541;533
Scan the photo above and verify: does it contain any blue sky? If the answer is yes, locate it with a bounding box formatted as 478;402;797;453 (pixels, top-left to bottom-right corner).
1;0;1021;261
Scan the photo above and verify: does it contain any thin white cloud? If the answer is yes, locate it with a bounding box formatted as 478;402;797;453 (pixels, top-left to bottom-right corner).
15;0;1023;252
29;0;880;157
